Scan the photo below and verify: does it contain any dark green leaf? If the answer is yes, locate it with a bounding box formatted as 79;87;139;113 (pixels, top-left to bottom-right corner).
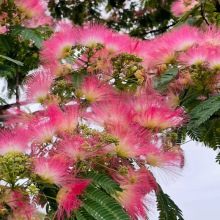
155;68;178;91
86;172;122;195
84;186;130;220
75;208;96;220
0;55;23;66
157;185;184;220
187;94;220;129
0;35;13;52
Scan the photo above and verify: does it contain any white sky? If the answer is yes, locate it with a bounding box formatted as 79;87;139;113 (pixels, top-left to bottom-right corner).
150;141;220;220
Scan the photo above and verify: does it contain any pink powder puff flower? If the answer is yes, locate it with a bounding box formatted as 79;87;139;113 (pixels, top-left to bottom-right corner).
40;27;76;63
0;129;29;156
56;180;90;219
104;34;132;54
107;124;155;158
168;25;200;51
113;168;157;219
146;149;184;169
23;14;53;28
44;61;72;78
0;25;7;34
178;46;211;66
47;104;79;133
132;98;184;130
34;156;70;185
6;191;37;220
58;135;91;161
171;0;199;17
201;25;220;46
80;75;114;102
89;98;132;129
147;37;176;66
207;48;220;70
15;0;46;18
25;69;54;103
31;120;56;144
77;24;113;48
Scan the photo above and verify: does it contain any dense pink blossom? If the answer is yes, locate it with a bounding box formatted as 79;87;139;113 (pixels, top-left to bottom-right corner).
178;46;210;66
41;27;76;63
132;98;184;129
58;135;90;161
113;168;157;219
0;129;29;155
89;97;132;129
15;0;46;18
47;104;79;133
56;180;90;219
171;0;199;17
80;75;114;102
77;24;113;47
34;156;70;185
25;69;54;103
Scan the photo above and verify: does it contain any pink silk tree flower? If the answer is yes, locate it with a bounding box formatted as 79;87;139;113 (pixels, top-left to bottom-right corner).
15;0;46;18
0;25;7;34
168;25;201;51
89;98;133;129
58;135;92;161
40;27;76;63
47;104;79;133
34;156;71;185
171;0;199;17
107;124;155;158
113;168;157;219
132;98;184;130
104;34;132;54
31;119;56;144
25;69;54;103
77;24;113;48
56;180;90;220
0;129;29;156
80;75;114;102
6;191;37;220
201;25;220;46
178;46;211;66
207;48;220;70
146;149;185;170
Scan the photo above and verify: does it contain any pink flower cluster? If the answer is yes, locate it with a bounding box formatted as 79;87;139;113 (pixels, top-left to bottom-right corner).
0;23;189;220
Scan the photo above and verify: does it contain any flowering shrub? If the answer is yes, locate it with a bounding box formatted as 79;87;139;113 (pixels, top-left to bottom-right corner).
1;0;220;220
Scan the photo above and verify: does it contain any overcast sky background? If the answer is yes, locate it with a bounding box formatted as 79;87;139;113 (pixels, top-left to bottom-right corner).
1;78;220;220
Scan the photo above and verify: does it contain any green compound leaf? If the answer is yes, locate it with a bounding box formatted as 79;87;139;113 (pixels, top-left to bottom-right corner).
0;55;23;66
82;186;130;220
154;68;178;91
157;185;184;220
187;94;220;130
86;172;122;195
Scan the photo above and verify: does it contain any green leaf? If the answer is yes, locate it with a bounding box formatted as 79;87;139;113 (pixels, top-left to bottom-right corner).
187;94;220;129
216;152;220;164
21;29;44;48
0;55;23;66
75;208;96;220
11;26;44;48
84;186;130;220
72;71;87;90
0;35;13;52
155;68;178;91
0;97;7;105
157;185;184;220
0;64;14;75
86;172;122;195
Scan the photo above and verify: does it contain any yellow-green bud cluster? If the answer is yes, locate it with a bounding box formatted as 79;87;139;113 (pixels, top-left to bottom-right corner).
0;152;29;184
